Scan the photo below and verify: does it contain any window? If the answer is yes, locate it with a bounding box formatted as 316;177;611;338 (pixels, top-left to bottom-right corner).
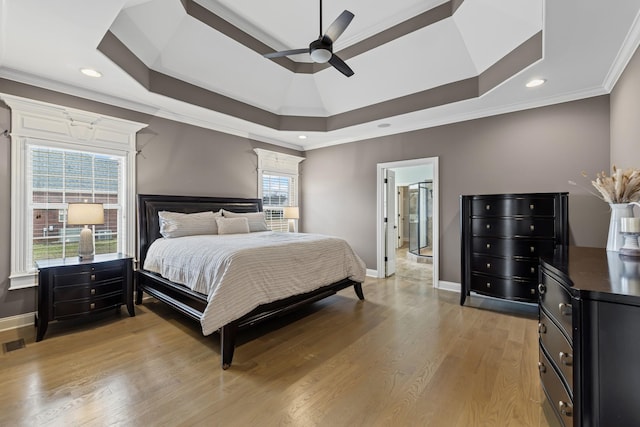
254;149;304;232
3;94;146;289
30;146;123;262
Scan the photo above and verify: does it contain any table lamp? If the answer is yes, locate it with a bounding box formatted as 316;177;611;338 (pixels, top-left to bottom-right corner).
283;206;299;232
67;202;104;260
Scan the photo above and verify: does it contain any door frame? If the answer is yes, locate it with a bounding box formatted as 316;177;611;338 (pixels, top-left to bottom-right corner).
376;157;440;287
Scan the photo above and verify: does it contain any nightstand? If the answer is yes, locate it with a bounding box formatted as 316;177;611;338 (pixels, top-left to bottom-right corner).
35;253;134;341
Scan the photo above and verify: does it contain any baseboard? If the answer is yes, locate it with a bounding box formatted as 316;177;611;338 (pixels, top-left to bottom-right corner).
437;280;460;293
0;312;35;333
366;268;378;278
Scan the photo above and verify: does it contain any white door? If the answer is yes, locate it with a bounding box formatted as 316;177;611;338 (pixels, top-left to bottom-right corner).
385;169;397;277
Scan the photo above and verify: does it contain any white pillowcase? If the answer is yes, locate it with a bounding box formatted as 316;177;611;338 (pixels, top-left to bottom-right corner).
216;217;250;235
221;209;269;232
159;210;221;238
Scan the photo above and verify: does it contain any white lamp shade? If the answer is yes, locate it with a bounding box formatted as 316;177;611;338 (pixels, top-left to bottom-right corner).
67;203;104;225
283;207;299;219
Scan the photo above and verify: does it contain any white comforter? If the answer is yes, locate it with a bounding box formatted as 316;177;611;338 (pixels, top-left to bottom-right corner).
143;231;366;335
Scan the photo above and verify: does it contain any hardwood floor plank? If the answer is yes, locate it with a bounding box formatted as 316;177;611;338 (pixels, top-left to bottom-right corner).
0;264;548;427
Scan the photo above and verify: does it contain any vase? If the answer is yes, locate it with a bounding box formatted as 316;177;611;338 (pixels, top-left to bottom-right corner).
607;203;634;251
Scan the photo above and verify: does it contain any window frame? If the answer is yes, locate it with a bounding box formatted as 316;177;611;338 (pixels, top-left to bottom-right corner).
254;148;304;231
2;94;146;289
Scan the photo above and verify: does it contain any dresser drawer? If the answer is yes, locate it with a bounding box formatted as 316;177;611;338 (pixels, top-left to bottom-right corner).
471;237;556;258
470;273;537;301
54;292;123;319
539;347;573;427
471;255;539;279
539;308;573;390
53;280;124;302
52;264;124;287
539;271;573;339
471;197;556;217
471;218;556;238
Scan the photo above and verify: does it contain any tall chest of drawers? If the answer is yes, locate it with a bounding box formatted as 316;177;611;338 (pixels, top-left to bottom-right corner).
460;193;568;305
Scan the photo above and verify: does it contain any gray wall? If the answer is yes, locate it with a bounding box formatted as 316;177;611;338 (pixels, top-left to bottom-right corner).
0;79;301;319
301;96;612;283
611;44;640;167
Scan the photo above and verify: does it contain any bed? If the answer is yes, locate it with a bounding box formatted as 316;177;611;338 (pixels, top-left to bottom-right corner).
136;194;366;369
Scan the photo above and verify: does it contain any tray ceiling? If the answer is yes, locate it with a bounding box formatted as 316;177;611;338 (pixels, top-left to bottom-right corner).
1;0;640;150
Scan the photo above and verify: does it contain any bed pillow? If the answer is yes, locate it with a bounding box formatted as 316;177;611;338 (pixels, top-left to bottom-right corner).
216;217;250;235
221;209;269;232
159;210;221;238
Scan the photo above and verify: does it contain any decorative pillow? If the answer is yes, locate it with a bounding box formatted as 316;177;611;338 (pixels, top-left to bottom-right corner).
158;210;221;238
216;217;250;235
221;209;269;232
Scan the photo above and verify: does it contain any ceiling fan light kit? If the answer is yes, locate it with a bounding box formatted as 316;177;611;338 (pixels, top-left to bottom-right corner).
263;1;355;77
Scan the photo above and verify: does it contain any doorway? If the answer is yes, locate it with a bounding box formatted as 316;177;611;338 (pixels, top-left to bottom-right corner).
376;157;439;288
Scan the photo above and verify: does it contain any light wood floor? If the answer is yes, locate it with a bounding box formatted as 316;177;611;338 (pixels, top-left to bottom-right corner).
0;262;548;427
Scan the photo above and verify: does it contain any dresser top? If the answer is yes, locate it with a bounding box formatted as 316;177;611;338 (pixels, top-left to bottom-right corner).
35;253;131;269
542;246;640;305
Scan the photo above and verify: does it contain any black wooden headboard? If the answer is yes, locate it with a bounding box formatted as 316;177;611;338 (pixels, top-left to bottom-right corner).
137;194;263;267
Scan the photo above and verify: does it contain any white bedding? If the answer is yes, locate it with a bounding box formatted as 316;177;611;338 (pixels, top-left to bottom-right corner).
143;231;366;335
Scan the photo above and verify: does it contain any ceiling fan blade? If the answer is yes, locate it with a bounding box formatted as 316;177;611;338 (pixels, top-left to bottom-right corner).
263;48;308;59
328;54;354;77
322;10;354;44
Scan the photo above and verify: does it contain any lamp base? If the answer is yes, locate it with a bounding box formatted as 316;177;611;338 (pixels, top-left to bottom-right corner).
288;219;296;233
78;226;95;260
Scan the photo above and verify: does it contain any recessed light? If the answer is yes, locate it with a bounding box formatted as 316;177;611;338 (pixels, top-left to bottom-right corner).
377;123;391;128
526;78;546;88
298;135;307;139
80;68;102;78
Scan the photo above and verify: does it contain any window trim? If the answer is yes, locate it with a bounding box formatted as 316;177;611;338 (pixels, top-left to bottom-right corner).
2;94;147;289
254;148;304;231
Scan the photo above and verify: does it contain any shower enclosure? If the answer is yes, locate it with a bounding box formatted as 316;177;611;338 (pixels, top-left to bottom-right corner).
408;181;433;257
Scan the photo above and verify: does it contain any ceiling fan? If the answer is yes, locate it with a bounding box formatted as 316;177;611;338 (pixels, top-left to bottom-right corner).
263;0;355;77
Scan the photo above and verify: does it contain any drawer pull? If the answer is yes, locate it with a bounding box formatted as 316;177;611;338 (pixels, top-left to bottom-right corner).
90;303;95;310
538;322;547;334
530;267;536;274
90;288;96;295
485;204;491;210
530;225;535;231
538;362;546;373
90;274;96;281
486;224;491;230
530;246;535;253
486;282;491;289
530;288;536;295
559;352;573;366
559;303;572;316
559;401;573;417
538;283;546;295
530;204;535;210
486;243;491;249
486;263;491;269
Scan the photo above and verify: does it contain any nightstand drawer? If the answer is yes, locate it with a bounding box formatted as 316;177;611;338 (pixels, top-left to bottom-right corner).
54;292;123;319
539;346;573;427
53;280;124;302
52;265;124;287
539;270;573;338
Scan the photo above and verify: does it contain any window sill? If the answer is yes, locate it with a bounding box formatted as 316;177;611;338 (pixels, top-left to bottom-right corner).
9;272;37;290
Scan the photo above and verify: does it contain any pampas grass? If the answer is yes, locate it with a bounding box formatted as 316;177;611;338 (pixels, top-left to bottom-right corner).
585;165;640;204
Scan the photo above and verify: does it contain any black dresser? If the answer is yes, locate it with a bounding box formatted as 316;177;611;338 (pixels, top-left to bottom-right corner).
539;247;640;426
460;192;568;305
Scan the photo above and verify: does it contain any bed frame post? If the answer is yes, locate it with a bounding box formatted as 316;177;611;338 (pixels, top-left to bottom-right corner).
354;282;365;300
220;322;239;370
